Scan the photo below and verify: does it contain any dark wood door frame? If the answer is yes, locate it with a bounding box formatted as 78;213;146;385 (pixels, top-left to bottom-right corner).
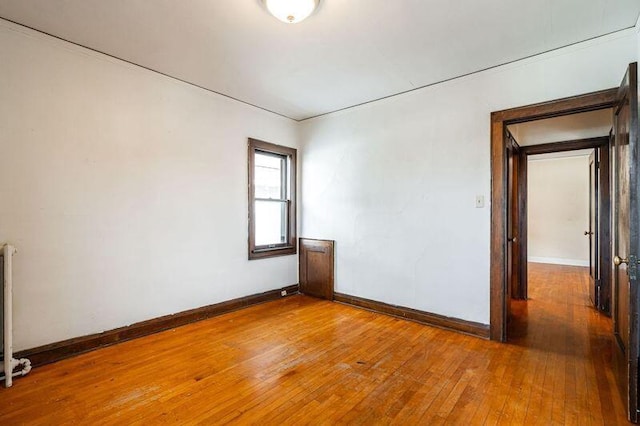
520;136;611;155
512;136;611;307
490;88;618;342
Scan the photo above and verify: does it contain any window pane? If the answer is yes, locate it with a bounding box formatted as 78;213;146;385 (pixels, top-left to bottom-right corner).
255;200;287;246
255;152;285;199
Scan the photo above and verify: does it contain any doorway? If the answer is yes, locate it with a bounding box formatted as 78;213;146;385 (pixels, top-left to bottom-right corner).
504;111;612;311
504;110;613;356
490;89;619;342
490;61;639;423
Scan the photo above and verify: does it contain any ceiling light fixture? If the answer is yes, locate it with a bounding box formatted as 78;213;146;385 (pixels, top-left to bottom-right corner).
262;0;320;24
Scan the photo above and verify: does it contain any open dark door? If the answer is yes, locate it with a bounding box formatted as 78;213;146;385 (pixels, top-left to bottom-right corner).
506;131;521;317
517;151;528;300
612;62;640;423
588;150;599;307
599;136;612;314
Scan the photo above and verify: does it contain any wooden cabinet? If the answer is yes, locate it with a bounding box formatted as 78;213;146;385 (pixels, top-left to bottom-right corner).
299;239;334;300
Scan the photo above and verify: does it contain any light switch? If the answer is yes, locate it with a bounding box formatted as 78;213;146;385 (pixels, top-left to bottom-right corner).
475;195;485;208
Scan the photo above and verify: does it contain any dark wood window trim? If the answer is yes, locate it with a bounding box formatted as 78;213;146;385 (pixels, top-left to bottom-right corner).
248;138;297;260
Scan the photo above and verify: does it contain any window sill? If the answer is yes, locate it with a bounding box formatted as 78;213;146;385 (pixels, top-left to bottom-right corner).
249;245;297;260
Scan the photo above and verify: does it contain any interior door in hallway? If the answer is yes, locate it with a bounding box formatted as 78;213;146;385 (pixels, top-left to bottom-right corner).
588;150;598;307
612;62;640;423
506;131;521;317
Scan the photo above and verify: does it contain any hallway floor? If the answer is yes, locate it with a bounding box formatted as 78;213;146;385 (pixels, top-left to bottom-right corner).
509;263;627;425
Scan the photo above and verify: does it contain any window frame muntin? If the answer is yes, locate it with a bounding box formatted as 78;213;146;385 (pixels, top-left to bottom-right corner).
248;138;297;260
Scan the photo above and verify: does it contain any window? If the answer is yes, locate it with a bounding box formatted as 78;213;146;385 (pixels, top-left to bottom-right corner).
248;138;297;259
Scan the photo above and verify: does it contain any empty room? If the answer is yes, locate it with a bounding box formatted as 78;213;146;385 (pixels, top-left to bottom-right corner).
1;1;640;424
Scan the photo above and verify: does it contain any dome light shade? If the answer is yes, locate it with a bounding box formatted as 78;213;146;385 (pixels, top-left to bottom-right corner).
262;0;320;24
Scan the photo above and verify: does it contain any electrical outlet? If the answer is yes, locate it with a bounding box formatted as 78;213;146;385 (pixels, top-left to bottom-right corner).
475;195;485;208
281;290;287;296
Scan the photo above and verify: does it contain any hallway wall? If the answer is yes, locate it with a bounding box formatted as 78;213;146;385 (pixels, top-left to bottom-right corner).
528;155;590;266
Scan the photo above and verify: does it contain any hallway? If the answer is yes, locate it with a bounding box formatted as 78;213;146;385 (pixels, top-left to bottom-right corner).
509;263;627;424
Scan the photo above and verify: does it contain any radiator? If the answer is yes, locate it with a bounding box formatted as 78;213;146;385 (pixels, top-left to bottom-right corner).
1;244;31;387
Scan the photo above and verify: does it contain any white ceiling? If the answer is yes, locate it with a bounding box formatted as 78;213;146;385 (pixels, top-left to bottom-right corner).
1;1;639;121
508;109;613;146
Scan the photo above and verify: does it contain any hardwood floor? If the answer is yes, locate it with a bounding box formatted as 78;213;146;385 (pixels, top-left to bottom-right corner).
0;263;628;424
508;263;627;425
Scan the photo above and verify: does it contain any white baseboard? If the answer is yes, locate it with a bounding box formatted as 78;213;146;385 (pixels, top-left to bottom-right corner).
528;257;589;267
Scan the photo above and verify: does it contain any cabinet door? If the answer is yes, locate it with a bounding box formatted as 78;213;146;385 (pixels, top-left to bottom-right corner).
299;239;334;300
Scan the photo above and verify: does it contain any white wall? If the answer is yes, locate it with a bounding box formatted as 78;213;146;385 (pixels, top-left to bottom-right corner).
300;29;638;325
527;156;590;266
637;14;640;62
0;21;299;351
